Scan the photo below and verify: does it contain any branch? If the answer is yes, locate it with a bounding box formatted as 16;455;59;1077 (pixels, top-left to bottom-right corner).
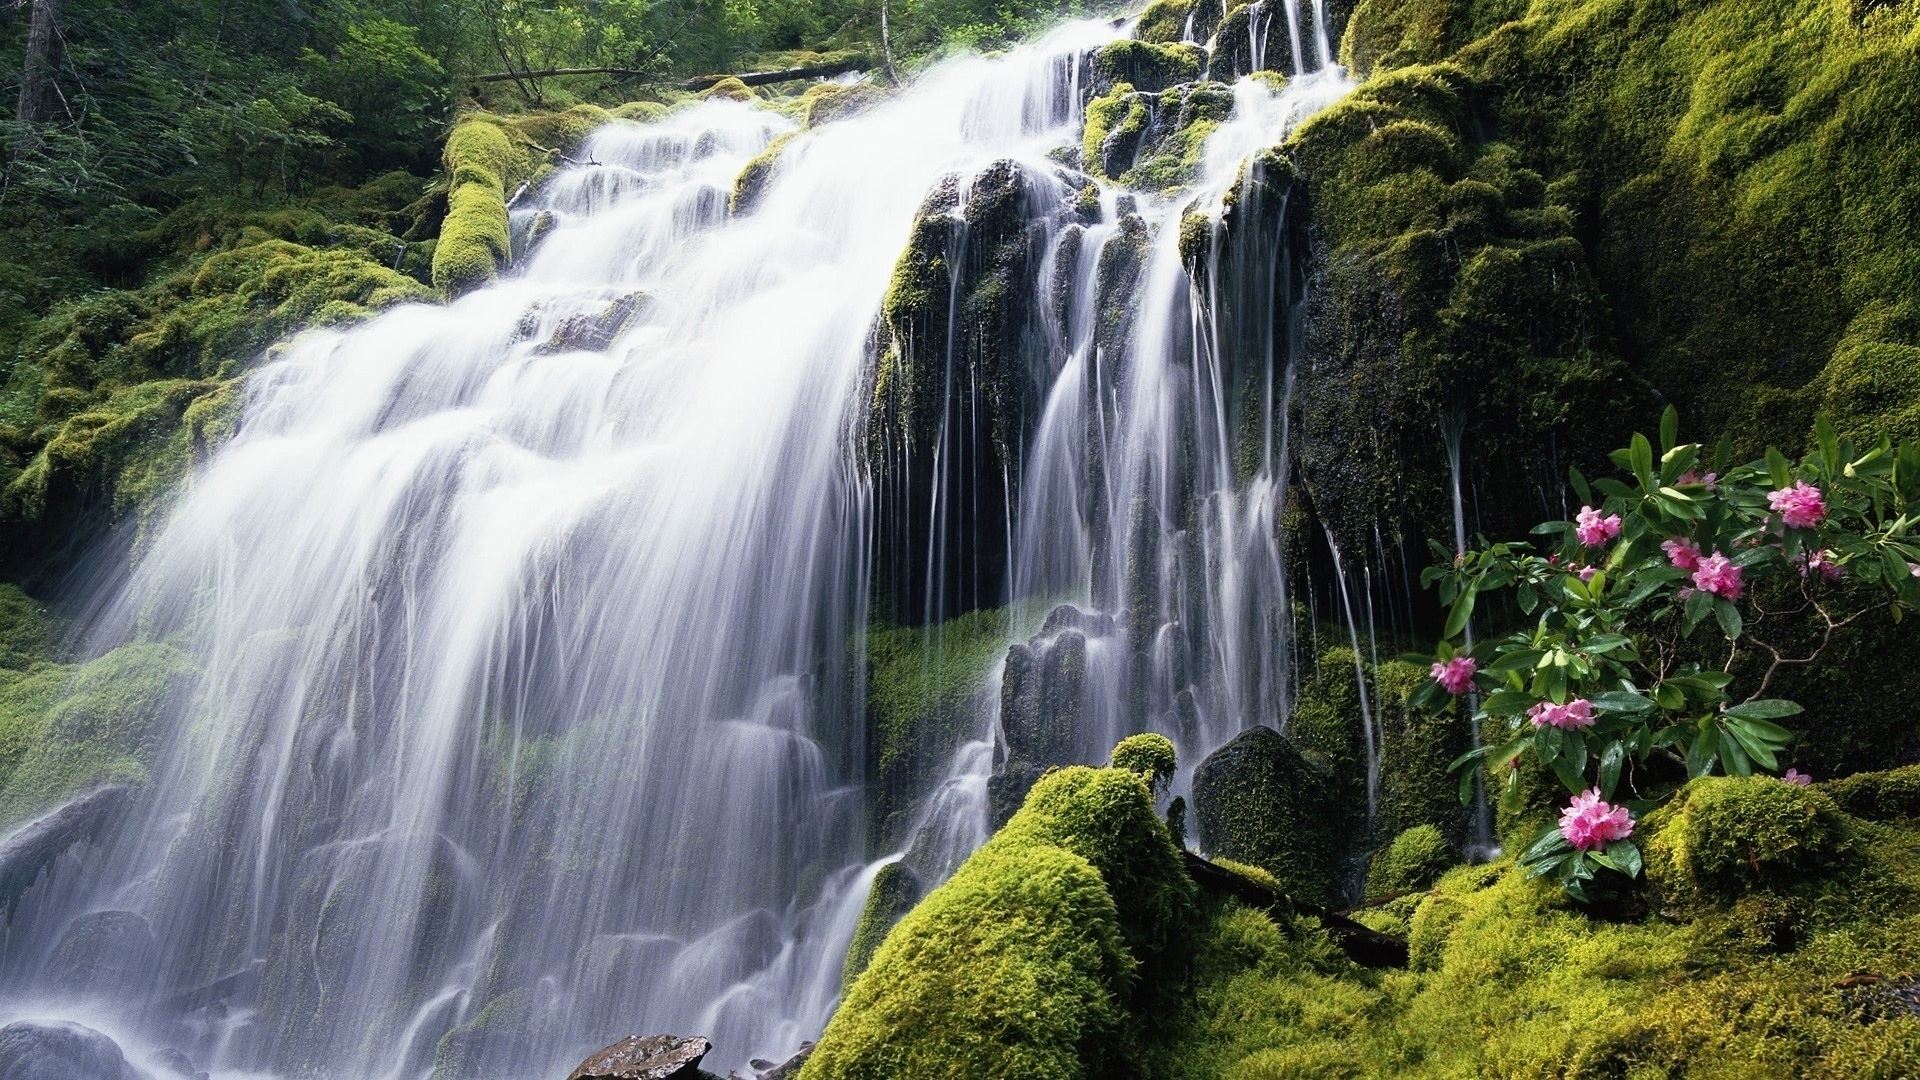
462;57;868;90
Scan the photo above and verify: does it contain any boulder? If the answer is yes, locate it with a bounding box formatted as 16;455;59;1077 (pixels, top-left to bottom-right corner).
0;1020;145;1080
997;630;1086;766
45;909;158;993
0;785;130;916
1191;725;1338;905
537;292;652;354
748;1043;811;1079
565;1034;712;1080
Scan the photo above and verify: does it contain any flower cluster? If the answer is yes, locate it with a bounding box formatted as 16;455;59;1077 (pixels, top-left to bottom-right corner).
1769;481;1828;530
1559;789;1634;852
1430;656;1476;695
1691;551;1744;599
1575;505;1623;548
1528;698;1595;730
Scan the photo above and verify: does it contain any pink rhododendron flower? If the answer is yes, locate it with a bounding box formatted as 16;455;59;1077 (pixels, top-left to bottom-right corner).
1678;470;1719;491
1909;562;1920;579
1575;505;1623;547
1578;566;1598;583
1692;551;1744;600
1560;789;1634;852
1430;657;1477;695
1529;698;1596;730
1768;481;1828;530
1783;768;1812;787
1797;549;1844;581
1662;537;1702;571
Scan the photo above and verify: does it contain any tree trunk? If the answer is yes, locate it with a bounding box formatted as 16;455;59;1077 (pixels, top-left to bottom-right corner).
14;0;64;125
879;0;899;86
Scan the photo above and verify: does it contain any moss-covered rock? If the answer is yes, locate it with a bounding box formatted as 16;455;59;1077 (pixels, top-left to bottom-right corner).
1092;39;1205;95
1365;823;1454;898
802;82;889;128
1113;732;1178;791
730;131;799;215
840;861;922;986
1818;765;1920;823
809;758;1197;1079
1135;0;1230;44
1645;775;1849;913
1192;725;1340;905
698;76;757;102
864;606;1012;850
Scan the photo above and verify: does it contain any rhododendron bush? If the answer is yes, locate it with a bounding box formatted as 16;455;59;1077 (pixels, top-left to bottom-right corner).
1410;410;1920;900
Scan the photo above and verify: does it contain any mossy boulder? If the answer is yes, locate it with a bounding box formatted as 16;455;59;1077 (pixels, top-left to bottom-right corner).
806;762;1196;1080
840;861;922;986
1818;765;1920;823
1135;0;1230;44
730;132;798;215
1091;39;1205;95
698;76;756;102
1365;823;1454;898
802;82;888;128
1112;733;1178;792
1645;775;1849;913
866;161;1054;624
1192;725;1339;905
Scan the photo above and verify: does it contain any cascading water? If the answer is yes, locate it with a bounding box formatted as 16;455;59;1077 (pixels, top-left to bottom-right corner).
0;9;1365;1078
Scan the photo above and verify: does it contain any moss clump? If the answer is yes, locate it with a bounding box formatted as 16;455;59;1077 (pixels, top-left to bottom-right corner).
1645;775;1848;913
803;82;888;128
1365;823;1454;898
801;842;1134;1080
609;100;669;123
1120;84;1235;192
1818;765;1920;823
808;760;1196;1079
1082;84;1151;180
1192;725;1340;905
864;605;1014;849
841;861;922;987
1092;39;1205;94
0;639;195;826
699;76;756;102
432;121;517;295
1135;0;1229;44
730;132;798;215
1112;732;1177;791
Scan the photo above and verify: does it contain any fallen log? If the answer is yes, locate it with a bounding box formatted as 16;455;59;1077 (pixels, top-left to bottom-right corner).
1182;850;1410;969
464;58;867;90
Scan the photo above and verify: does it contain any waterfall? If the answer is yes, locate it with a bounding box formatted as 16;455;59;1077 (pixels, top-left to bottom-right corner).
0;11;1361;1078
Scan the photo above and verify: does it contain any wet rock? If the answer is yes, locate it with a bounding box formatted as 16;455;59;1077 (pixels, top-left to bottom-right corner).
537;292;652;354
841;863;921;985
1192;725;1338;905
748;1042;812;1078
565;1034;711;1080
0;784;130;916
1039;603;1114;638
987;760;1048;830
152;1047;204;1079
998;630;1086;766
46;909;158;993
0;1020;144;1080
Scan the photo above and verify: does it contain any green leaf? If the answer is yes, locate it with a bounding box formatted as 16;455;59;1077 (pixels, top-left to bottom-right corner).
1660;406;1679;453
1713;597;1743;639
1592;691;1655;714
1654;681;1687;711
1687;722;1719;778
1683;588;1713;634
1598;740;1625;797
1766;446;1793;490
1487;650;1546;675
1817;415;1841;479
1719;728;1754;775
1723;718;1780;772
1551;753;1586;793
1570;465;1593;507
1520;824;1569;864
1483;689;1538;716
1723;699;1804;721
1457;760;1479;805
1631;433;1656;491
1443;585;1477;640
1609;838;1644;878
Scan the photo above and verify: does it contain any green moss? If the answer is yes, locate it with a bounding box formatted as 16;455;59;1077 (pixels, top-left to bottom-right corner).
841;861;922;987
1092;39;1205;94
1112;732;1177;791
801;842;1134;1080
1192;725;1341;905
1645;775;1848;913
864;605;1013;848
1082;84;1150;180
1818;765;1920;823
0;585;56;670
1365;823;1454;898
699;76;757;102
803;82;888;128
0;639;194;825
731;132;799;215
609;100;669;123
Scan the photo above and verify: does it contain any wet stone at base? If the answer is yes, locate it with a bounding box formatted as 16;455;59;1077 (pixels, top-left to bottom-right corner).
566;1034;713;1080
